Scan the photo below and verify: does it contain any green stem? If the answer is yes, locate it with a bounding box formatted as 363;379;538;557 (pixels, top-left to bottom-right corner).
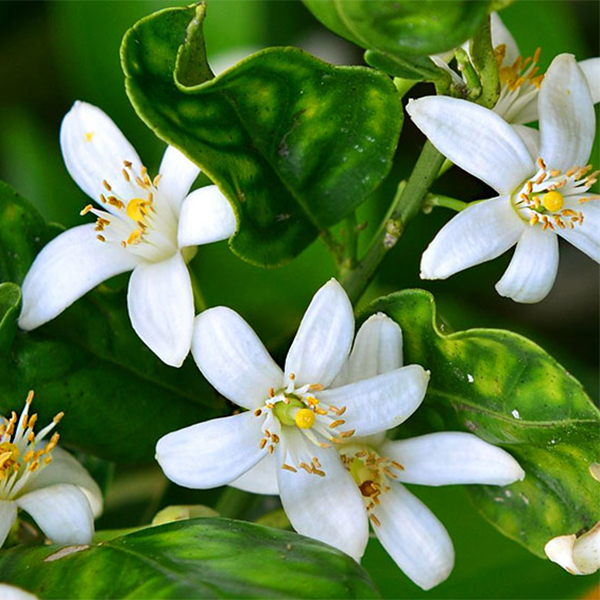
340;212;358;275
340;141;445;305
422;193;468;214
470;15;501;109
189;267;208;312
455;47;482;101
393;77;418;98
436;158;454;179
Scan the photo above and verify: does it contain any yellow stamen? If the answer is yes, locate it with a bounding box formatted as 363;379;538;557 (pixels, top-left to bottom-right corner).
294;408;315;429
127;229;143;246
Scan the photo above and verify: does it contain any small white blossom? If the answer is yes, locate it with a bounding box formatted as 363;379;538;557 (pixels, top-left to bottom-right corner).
545;463;600;576
0;392;102;548
408;53;599;303
432;13;599;124
19;102;237;367
156;279;430;561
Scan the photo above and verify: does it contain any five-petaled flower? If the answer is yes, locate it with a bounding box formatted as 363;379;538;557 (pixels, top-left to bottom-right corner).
156;279;430;561
18;101;237;367
408;53;600;303
0;391;102;548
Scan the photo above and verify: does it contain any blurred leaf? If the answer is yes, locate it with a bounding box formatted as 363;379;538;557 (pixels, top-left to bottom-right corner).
302;0;493;57
363;289;600;557
121;3;402;266
0;180;223;462
0;518;380;599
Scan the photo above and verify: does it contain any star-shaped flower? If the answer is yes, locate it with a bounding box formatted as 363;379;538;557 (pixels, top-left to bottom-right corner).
19;102;237;366
0;392;102;548
408;53;599;303
156;279;430;560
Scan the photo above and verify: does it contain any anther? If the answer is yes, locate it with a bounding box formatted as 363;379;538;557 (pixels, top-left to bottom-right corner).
329;419;345;429
122;168;131;182
282;464;297;472
80;204;94;216
254;409;262;417
96;235;106;242
103;180;112;192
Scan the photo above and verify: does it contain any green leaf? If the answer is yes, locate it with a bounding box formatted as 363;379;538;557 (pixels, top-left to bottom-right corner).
0;518;380;599
362;289;600;557
364;50;449;85
0;181;223;462
303;0;494;58
121;3;402;267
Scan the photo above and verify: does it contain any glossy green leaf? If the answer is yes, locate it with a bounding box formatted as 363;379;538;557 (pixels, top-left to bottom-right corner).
0;181;223;462
362;289;600;557
0;518;380;599
302;0;493;58
121;3;402;267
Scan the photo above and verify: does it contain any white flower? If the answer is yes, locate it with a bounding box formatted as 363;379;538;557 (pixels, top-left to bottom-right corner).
544;463;600;576
432;13;599;124
156;279;430;561
0;584;38;600
18;102;237;367
0;392;102;548
407;53;599;303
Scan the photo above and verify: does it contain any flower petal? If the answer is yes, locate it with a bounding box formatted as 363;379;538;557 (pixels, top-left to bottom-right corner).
544;526;600;577
277;429;368;561
25;446;103;518
127;252;194;367
192;307;282;410
60;101;143;207
0;583;38;600
406;96;534;194
157;146;201;215
512;124;541;159
0;501;17;548
556;200;600;263
345;313;403;384
420;196;523;280
156;411;267;489
285;279;354;388
19;224;139;331
17;483;94;545
578;57;600;104
539;54;595;171
496;226;559;303
177;186;237;248
490;12;520;66
319;366;429;437
382;432;525;486
230;453;279;495
371;484;454;590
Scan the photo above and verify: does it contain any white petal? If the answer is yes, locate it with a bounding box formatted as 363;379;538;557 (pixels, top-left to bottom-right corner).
156;411;267;489
230;453;279;495
285;279;354;388
277;429;368;561
60;101;143;206
17;484;94;545
578;57;600;104
496;226;559;303
372;484;454;590
0;583;38;600
319;366;429;437
192;307;282;410
381;432;525;486
420;196;523;280
25;446;103;518
157;146;201;215
0;501;17;548
539;54;595;171
127;252;194;367
544;529;600;576
19;224;139;331
556;200;600;263
512;124;541;159
490;13;520;66
406;96;534;194
177;186;237;248
345;313;403;384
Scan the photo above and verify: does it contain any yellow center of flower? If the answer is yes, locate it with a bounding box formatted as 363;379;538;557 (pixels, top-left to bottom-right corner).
126;197;151;222
542;191;565;212
294;408;315;429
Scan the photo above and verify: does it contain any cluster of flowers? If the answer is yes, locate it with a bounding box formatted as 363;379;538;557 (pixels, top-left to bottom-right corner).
4;13;598;591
